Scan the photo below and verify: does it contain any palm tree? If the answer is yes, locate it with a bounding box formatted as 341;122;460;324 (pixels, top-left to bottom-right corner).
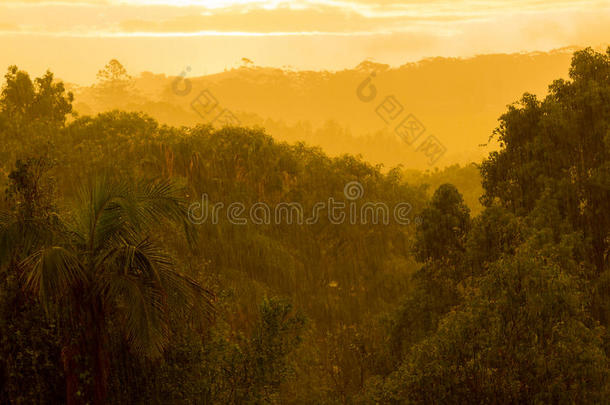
15;176;213;405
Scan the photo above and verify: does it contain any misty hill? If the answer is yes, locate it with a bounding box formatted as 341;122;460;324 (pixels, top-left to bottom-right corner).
71;47;580;169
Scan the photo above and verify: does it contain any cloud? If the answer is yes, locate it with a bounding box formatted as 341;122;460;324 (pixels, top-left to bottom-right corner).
3;0;106;3
118;6;476;35
0;0;608;45
2;0;108;5
0;22;20;31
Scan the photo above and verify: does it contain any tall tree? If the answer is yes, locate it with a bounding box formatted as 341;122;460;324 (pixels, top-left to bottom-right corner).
0;67;73;162
94;59;133;106
480;47;610;272
17;176;213;404
414;183;471;266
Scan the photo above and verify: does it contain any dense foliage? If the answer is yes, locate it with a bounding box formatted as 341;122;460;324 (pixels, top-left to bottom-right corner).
0;47;609;403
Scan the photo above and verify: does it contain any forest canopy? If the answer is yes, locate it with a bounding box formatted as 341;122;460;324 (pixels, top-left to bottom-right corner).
0;47;609;404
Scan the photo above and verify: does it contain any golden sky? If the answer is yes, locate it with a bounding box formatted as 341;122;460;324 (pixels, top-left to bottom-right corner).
1;0;609;83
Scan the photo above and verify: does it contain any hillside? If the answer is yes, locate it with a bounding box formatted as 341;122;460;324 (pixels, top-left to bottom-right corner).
71;47;580;169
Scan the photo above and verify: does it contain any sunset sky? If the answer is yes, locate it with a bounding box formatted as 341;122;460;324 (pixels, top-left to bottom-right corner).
1;0;609;83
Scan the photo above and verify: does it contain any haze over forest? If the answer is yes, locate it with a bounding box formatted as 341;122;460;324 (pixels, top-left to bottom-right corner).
1;1;610;404
66;47;595;169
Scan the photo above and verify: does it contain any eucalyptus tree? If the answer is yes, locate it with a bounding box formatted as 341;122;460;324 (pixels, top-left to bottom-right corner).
480;47;610;272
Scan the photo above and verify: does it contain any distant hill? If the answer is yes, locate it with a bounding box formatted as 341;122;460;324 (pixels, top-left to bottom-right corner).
70;47;585;169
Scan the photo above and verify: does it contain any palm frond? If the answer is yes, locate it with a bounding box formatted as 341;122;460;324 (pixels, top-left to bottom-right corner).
97;238;214;357
75;176;139;254
0;210;64;269
21;246;87;314
104;272;168;357
135;179;197;245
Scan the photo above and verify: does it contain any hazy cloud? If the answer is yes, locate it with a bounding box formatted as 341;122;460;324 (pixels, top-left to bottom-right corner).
0;0;608;84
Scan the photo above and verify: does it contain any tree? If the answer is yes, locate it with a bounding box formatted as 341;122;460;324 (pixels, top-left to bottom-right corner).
0;158;65;404
374;47;610;404
464;205;522;275
0;67;73;162
0;66;73;128
96;59;131;87
17;176;213;405
389;184;470;361
383;233;610;404
95;59;133;105
413;183;470;266
480;47;610;273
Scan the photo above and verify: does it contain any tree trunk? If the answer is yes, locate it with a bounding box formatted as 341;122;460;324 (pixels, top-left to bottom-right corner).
92;330;110;405
62;343;84;405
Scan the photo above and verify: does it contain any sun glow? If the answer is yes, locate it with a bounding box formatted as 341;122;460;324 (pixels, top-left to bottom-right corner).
112;0;281;8
0;0;608;84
